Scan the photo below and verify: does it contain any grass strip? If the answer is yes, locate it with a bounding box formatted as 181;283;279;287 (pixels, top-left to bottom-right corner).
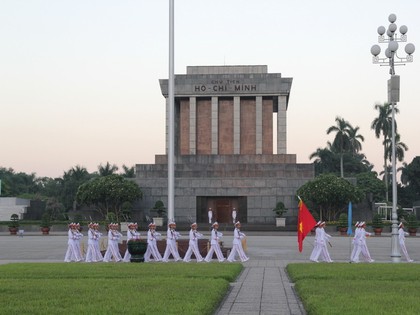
0;263;242;315
287;263;420;315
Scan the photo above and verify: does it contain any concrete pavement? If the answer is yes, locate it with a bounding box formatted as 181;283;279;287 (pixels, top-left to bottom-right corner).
1;231;419;315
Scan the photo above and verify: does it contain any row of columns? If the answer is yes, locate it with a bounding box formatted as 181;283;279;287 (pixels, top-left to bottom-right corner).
166;95;287;155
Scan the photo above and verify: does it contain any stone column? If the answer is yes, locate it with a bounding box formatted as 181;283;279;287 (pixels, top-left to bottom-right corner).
234;96;240;154
189;97;196;154
256;96;263;154
277;95;287;154
211;96;218;154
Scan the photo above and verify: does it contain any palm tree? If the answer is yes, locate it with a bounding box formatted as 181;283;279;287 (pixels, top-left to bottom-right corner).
371;103;399;201
122;164;136;178
326;117;351;177
98;162;119;176
383;133;408;163
347;124;365;156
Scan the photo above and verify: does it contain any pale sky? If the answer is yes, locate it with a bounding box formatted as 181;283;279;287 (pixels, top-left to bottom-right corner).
1;0;420;178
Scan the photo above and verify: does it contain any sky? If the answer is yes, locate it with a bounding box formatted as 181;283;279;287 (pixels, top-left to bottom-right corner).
1;0;420;179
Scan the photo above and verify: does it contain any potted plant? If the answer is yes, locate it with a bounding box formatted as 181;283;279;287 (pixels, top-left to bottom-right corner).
406;213;418;236
40;213;51;235
152;200;166;227
337;213;348;235
371;213;384;236
273;201;288;227
8;214;20;235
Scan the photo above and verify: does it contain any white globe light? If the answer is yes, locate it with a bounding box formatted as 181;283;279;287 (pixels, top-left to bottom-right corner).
388;41;399;52
388;23;397;33
400;25;408;35
377;26;386;35
385;48;392;58
387;29;393;37
388;13;397;23
371;45;381;56
405;43;415;55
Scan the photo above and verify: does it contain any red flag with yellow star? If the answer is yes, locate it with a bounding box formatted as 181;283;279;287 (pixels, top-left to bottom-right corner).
298;199;317;252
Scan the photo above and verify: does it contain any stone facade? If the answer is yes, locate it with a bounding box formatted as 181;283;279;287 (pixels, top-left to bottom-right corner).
134;65;314;226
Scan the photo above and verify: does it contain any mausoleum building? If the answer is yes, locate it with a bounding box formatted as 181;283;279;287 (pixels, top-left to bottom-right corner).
134;65;314;226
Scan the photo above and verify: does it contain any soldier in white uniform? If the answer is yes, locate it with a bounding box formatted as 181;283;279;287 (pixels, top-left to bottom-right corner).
85;222;103;262
162;221;182;262
353;222;374;263
64;223;82;262
183;223;204;262
399;222;414;262
350;222;360;262
204;222;225;262
144;222;163;262
227;221;249;262
123;223;141;262
309;221;321;262
103;223;123;262
311;221;333;263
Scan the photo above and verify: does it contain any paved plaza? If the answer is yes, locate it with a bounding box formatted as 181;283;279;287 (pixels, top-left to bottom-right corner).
1;231;419;314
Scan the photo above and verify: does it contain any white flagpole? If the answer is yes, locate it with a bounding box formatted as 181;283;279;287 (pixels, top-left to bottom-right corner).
167;0;175;222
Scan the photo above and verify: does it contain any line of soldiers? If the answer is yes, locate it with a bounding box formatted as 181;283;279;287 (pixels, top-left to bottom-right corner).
309;220;414;263
64;220;249;263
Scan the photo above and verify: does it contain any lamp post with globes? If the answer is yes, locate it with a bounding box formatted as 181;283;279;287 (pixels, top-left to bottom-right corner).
370;13;415;263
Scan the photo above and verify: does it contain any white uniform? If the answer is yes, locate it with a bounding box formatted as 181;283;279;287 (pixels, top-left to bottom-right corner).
399;227;413;262
183;228;204;262
353;226;374;263
144;229;162;262
350;226;360;262
310;226;321;262
103;229;123;262
85;227;103;262
204;228;225;262
123;228;141;262
227;227;249;262
311;226;333;263
162;227;182;262
64;228;82;262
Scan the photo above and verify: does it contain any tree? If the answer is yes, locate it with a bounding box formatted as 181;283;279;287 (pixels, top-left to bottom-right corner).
401;156;420;202
297;174;364;221
383;133;408;163
326;117;351;178
347;125;365;156
98;162;119;176
76;174;142;222
371;103;399;201
61;165;91;211
121;164;136;178
355;171;386;203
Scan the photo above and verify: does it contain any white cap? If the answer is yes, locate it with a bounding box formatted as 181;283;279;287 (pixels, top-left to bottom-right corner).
399;222;403;228
355;221;359;227
212;221;219;227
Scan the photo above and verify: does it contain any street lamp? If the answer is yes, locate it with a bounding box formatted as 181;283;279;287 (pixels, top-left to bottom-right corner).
371;13;415;263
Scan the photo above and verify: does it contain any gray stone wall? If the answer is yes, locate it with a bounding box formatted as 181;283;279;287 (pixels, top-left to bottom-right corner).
135;154;314;225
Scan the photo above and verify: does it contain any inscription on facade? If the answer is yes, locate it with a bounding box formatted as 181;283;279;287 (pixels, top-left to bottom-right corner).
194;79;257;93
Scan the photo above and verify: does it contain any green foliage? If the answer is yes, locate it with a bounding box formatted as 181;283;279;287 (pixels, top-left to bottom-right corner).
0;263;242;315
297;174;364;221
152;200;166;217
40;213;51;228
355;171;386;203
371;213;384;228
76;174;142;221
406;213;418;229
273;201;288;217
8;214;19;228
287;263;420;315
337;213;347;228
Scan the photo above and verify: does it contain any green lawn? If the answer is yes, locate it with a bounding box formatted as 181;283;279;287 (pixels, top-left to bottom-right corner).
0;263;242;315
287;263;420;315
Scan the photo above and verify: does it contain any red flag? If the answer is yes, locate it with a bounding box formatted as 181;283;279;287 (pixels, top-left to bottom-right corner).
298;199;317;252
